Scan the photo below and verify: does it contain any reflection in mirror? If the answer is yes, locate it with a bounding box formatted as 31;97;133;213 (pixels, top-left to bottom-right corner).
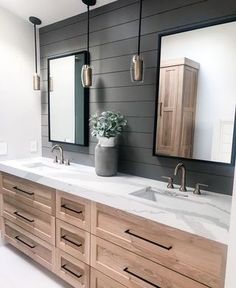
154;20;236;164
48;52;88;146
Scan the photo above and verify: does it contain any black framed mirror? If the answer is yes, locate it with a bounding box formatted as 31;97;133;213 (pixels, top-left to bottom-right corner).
48;51;89;146
153;18;236;165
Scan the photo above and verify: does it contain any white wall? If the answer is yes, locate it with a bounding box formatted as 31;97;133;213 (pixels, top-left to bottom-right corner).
0;6;41;160
161;22;236;163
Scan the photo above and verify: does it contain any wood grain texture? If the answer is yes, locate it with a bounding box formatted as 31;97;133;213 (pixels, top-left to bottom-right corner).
56;190;91;232
91;202;227;288
1;173;56;215
56;219;90;264
90;268;127;288
91;235;211;288
55;248;90;288
4;219;55;272
40;0;236;195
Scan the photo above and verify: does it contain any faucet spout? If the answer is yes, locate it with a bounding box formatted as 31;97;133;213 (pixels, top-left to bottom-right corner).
174;162;187;192
51;144;64;164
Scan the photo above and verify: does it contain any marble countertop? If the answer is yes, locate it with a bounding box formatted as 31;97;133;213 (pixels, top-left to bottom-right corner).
0;157;232;245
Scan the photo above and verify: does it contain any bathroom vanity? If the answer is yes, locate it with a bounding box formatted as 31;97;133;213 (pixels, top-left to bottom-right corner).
0;158;231;288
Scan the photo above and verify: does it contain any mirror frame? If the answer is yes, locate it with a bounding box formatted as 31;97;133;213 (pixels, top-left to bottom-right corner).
153;16;236;166
47;51;90;147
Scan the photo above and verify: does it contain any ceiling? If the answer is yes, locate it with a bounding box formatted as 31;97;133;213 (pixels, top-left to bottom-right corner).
0;0;117;26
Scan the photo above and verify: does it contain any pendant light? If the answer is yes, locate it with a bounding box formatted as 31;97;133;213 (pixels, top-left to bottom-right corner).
81;0;96;88
29;16;42;91
131;0;144;82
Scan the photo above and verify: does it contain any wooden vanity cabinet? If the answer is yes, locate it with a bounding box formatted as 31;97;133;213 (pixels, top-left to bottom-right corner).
1;173;55;215
0;172;227;288
56;190;91;232
91;203;227;288
155;58;199;158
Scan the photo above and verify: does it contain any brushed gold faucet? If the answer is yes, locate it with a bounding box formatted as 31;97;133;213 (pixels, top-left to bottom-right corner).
174;162;187;192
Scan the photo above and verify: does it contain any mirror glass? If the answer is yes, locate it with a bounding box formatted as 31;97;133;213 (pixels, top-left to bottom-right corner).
154;20;236;164
48;52;88;146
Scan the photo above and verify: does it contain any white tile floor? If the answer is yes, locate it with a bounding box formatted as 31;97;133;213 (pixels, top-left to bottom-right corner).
0;237;72;288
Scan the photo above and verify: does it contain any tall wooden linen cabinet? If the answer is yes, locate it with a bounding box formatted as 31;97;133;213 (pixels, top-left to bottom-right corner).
155;58;200;158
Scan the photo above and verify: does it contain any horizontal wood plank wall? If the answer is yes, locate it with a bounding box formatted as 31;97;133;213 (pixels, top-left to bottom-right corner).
40;0;236;195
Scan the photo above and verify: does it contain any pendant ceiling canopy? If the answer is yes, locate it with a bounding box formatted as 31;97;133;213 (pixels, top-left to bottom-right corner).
82;0;96;6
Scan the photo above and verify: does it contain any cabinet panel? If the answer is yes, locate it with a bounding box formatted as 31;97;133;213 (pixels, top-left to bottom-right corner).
1;173;55;215
56;191;91;232
91;203;226;288
4;219;55;271
56;219;90;264
91;235;208;288
3;194;55;244
155;58;199;158
55;248;90;288
90;268;126;288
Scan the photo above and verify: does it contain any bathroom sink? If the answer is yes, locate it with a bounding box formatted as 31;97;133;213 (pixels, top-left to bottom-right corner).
23;162;59;170
131;186;188;202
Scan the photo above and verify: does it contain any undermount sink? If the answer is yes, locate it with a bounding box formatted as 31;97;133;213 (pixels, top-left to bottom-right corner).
131;186;189;202
23;162;59;170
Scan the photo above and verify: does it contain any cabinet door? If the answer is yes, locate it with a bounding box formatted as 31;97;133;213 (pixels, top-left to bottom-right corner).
156;65;181;156
178;66;198;158
55;248;90;288
56;191;91;232
4;219;55;271
91;235;209;288
56;219;90;264
90;268;126;288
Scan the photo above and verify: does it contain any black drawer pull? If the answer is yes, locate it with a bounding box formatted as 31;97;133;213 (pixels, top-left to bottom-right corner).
124;267;161;288
61;235;82;247
15;236;36;249
125;229;172;251
13;186;34;196
61;204;82;214
61;264;82;279
14;211;35;223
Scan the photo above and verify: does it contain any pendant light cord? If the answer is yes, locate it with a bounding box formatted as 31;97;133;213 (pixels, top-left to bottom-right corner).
87;5;90;64
34;24;38;74
137;0;143;55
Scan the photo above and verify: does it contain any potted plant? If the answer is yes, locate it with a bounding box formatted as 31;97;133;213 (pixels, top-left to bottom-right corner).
90;111;127;176
90;111;127;147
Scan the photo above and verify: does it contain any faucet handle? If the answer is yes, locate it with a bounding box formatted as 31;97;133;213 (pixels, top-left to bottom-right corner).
53;155;58;163
193;183;208;195
162;176;174;189
64;159;70;166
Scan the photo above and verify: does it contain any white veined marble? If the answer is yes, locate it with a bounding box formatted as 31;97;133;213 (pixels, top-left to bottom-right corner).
0;157;232;244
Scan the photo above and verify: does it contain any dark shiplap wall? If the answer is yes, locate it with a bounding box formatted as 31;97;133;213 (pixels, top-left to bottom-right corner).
40;0;236;195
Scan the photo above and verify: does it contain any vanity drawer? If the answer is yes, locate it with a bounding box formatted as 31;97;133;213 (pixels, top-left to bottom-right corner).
90;268;126;288
91;203;226;288
4;219;55;271
56;191;91;232
56;219;90;264
1;173;55;215
3;194;55;244
55;248;90;288
91;235;209;288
